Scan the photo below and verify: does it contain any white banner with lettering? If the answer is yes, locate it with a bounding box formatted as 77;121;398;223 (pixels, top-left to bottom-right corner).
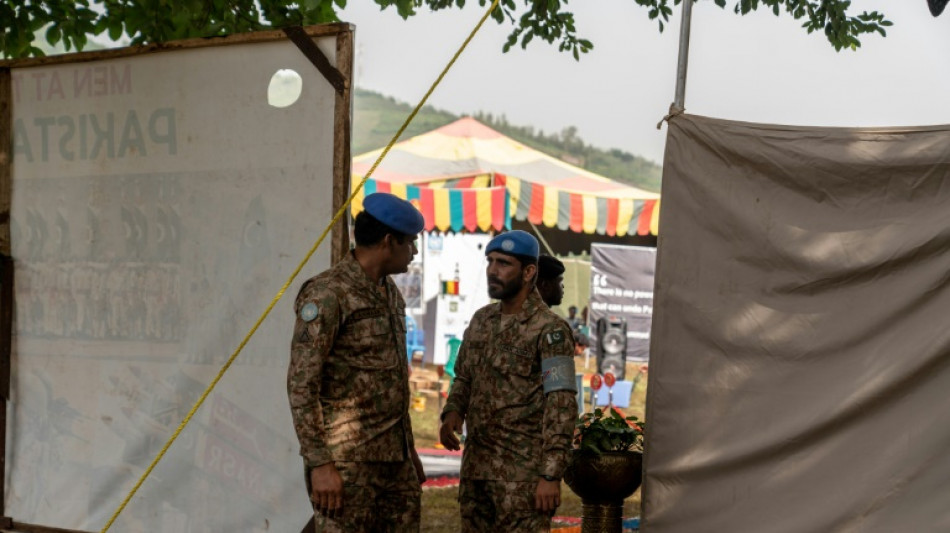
8;33;340;532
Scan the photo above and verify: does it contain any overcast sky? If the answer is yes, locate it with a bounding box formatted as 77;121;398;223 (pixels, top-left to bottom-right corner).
338;1;950;165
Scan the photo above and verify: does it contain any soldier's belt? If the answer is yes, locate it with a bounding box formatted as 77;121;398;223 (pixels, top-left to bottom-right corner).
541;356;577;394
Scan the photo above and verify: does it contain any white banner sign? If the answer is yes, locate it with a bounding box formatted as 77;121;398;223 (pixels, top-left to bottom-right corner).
7;30;345;532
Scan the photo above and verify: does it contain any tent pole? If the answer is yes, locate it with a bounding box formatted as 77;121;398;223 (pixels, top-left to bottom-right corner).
527;221;556;256
672;0;695;112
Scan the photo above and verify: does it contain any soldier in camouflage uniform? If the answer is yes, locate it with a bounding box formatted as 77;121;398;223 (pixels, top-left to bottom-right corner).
288;193;427;532
440;230;578;533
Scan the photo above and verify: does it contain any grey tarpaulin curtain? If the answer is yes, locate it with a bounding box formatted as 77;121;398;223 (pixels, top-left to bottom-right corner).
644;114;950;532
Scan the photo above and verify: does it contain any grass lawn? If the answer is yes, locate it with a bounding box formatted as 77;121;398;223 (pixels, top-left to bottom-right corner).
411;357;647;531
419;485;640;533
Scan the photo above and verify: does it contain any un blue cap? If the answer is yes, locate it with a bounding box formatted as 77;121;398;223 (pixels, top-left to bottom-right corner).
485;230;539;260
363;192;425;235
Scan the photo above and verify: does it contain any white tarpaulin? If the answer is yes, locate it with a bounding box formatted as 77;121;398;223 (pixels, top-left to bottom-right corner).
421;233;491;365
6;28;348;532
644;114;950;532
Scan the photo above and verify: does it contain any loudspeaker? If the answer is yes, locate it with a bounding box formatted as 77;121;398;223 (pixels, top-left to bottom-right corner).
596;316;627;381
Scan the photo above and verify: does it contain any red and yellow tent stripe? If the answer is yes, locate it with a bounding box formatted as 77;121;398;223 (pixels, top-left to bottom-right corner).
352;117;660;236
499;174;659;236
351;178;509;233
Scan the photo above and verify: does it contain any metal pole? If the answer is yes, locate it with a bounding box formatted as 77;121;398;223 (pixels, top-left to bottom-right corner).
672;0;695;112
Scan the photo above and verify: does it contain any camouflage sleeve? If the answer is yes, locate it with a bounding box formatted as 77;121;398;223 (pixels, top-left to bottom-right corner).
441;318;476;421
287;281;340;468
538;321;578;479
389;282;417;450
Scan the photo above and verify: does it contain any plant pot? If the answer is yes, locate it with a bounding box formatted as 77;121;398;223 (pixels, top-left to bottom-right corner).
564;450;643;533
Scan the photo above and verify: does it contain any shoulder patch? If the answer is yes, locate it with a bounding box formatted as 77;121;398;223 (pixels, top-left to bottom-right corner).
300;302;319;322
545;330;565;345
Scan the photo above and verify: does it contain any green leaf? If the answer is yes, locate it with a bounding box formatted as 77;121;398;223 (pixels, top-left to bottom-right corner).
108;22;123;41
46;25;62;46
520;31;533;48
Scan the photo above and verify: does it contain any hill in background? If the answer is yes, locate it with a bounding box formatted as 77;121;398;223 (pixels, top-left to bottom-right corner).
353;88;662;193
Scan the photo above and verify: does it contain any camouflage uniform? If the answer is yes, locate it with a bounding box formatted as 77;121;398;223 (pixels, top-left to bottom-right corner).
288;252;420;532
310;460;420;533
442;289;578;532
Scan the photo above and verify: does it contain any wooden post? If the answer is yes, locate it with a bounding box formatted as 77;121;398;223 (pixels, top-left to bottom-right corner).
0;66;12;525
9;523;91;533
0;69;11;256
0;257;12;524
332;28;354;264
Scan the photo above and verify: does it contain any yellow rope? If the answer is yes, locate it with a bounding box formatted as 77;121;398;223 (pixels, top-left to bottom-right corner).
99;2;500;531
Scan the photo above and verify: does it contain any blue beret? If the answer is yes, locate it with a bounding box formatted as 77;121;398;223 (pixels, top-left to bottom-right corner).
485;230;539;260
363;192;425;235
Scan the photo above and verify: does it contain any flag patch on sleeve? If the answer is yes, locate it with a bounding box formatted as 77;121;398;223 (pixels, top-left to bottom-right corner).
545;331;565;345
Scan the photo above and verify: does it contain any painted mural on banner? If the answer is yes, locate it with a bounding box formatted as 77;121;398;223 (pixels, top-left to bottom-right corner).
7;33;342;532
589;244;656;361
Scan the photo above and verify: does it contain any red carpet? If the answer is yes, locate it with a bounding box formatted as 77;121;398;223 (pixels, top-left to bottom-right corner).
422;475;460;488
416;447;463;457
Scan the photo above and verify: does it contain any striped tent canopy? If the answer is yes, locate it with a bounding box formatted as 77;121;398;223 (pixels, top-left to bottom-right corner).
351;117;659;236
355;177;509;233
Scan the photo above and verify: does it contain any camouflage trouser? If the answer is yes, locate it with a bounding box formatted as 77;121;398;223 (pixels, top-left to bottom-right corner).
459;479;551;533
309;459;421;533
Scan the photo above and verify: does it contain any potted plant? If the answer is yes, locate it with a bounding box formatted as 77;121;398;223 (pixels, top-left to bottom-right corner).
563;407;644;533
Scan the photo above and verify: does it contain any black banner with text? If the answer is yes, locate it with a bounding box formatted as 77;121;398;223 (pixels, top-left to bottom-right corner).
589;244;655;361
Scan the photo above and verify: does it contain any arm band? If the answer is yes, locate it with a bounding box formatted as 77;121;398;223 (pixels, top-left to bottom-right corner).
541;356;577;394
